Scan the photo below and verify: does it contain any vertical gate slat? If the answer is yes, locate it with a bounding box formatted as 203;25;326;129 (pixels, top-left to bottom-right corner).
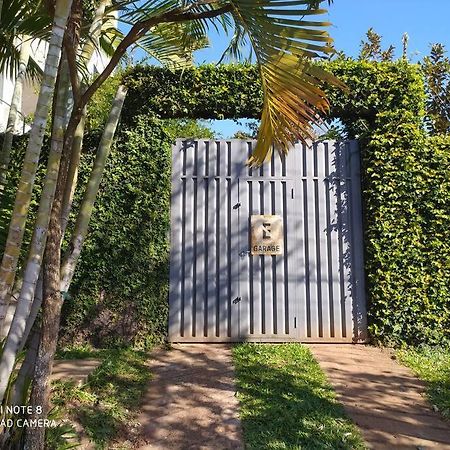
317;142;331;338
183;142;195;338
293;144;307;338
194;141;206;338
230;148;240;339
349;141;368;341
251;180;262;336
324;142;335;338
273;149;283;177
218;142;229;338
263;180;274;335
238;175;250;337
274;180;285;335
329;142;343;338
306;144;319;338
169;141;183;340
206;142;217;337
341;142;354;340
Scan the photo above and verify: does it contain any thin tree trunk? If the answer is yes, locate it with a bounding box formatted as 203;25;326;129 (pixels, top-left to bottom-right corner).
0;57;70;402
60;113;84;234
12;327;40;406
24;85;126;449
23;246;61;450
60;0;112;233
0;0;109;338
0;0;73;321
23;4;234;448
61;85;127;290
0;37;31;199
18;272;43;353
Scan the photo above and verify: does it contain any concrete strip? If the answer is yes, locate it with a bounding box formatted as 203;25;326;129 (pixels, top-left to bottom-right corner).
308;344;450;449
136;344;243;450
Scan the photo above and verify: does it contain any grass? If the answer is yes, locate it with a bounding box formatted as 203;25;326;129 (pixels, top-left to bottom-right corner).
397;346;450;419
52;346;152;449
232;343;366;450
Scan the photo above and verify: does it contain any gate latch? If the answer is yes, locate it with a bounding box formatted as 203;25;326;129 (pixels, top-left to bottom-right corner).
232;297;242;304
239;250;250;258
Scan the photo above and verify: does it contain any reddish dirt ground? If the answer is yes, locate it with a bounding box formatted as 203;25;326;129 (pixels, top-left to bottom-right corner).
309;344;450;449
135;344;243;450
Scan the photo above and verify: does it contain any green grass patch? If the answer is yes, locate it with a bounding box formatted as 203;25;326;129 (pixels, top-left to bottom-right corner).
52;347;151;449
232;343;366;450
397;346;450;419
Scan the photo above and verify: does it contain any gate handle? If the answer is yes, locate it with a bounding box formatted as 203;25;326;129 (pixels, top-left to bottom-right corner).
239;250;250;258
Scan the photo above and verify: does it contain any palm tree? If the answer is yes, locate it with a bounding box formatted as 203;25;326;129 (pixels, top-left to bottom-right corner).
0;37;31;200
0;0;52;200
7;1;340;447
0;0;72;326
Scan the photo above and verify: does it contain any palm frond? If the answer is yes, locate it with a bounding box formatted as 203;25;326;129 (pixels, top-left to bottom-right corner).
227;0;342;166
0;0;51;81
137;21;209;69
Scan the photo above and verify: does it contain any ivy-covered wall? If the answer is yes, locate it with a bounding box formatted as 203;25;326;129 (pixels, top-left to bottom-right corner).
121;60;450;346
3;61;449;347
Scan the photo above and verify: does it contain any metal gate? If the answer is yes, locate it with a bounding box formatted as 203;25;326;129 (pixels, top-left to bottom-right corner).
169;139;367;342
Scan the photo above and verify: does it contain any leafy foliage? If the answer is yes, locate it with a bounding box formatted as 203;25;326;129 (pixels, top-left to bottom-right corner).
327;59;450;345
60;115;172;349
3;61;449;348
0;0;50;81
359;28;395;62
422;43;450;135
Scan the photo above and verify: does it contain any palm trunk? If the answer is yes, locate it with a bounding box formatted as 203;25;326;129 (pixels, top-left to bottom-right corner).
0;37;31;199
18;272;43;354
0;0;73;321
61;85;127;290
12;327;40;406
0;0;110;336
0;57;70;403
24;86;126;449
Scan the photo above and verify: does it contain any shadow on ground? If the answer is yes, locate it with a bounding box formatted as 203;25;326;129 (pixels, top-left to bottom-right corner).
309;344;450;449
135;344;243;449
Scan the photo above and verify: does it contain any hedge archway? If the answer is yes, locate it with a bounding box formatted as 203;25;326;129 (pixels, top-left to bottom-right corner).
58;60;450;347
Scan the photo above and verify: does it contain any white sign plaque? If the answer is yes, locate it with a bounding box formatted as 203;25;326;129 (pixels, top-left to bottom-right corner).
251;215;283;255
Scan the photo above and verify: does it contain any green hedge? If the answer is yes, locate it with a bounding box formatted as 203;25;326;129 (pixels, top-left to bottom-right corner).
2;60;450;347
60;116;172;348
121;60;450;346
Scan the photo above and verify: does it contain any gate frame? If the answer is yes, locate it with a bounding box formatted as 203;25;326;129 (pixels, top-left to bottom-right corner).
169;139;367;343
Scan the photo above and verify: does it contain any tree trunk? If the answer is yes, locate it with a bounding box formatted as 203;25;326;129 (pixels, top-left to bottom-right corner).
12;327;40;406
60;113;85;234
0;56;70;402
0;37;31;199
61;85;127;290
18;272;43;354
0;0;73;321
60;0;112;233
23;85;126;449
23;245;62;450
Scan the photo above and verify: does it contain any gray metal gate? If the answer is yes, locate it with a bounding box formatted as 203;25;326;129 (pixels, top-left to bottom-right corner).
169;139;367;342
